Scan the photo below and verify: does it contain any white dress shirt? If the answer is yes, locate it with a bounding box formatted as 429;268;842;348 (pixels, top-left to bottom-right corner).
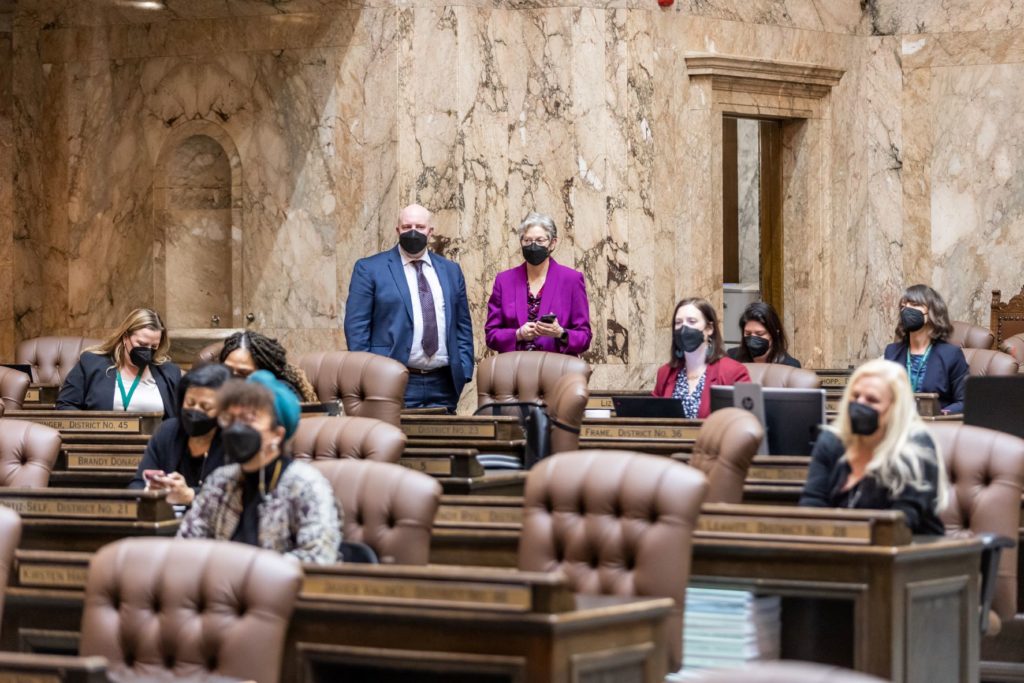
400;250;449;370
112;369;165;413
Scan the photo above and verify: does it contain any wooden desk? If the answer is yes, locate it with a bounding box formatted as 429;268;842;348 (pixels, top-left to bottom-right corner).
401;415;526;454
0;488;177;552
431;497;981;683
5;556;672;683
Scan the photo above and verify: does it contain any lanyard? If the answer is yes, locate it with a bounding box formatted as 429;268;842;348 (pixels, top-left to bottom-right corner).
116;371;143;411
905;344;932;392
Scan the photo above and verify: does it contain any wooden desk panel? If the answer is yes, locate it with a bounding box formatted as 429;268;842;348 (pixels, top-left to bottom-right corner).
3;411;162;436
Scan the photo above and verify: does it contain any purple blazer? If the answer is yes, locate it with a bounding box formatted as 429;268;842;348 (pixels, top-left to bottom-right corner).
485;258;593;356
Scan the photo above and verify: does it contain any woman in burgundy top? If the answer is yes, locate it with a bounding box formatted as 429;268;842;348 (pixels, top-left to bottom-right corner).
652;297;751;419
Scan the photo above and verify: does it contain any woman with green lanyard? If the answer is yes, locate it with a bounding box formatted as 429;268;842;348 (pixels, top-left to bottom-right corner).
56;308;182;416
883;285;969;414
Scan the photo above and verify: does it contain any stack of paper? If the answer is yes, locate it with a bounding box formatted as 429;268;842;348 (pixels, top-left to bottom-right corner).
668;587;781;680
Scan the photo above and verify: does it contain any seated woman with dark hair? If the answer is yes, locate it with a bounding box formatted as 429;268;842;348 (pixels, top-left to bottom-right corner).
652;297;750;419
219;331;318;402
726;301;801;367
800;359;948;535
177;371;341;564
128;363;232;504
883;284;969;414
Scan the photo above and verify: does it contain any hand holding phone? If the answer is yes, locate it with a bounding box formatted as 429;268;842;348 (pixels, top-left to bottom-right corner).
143;469;168;489
539;313;557;324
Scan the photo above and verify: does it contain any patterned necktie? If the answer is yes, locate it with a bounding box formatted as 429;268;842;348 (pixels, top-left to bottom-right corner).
412;260;439;357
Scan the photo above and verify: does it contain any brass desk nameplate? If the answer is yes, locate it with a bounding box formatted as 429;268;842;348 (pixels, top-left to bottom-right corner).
0;673;60;683
403;423;497;439
0;498;139;520
29;417;141;434
65;454;141;471
400;457;453;476
23;388;41;404
302;575;533;612
746;466;809;483
581;425;699;441
817;372;852;388
436;504;523;528
696;514;872;544
18;563;89;590
586;397;615;410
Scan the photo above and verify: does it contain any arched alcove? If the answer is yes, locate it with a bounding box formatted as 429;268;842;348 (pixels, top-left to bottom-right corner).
153;122;242;329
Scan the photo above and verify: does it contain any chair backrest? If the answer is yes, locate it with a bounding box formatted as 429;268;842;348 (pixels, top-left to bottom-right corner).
197;340;225;364
79;538;302;683
15;336;102;385
0;367;30;411
963;348;1019;377
0;419;60;487
0;507;22;634
991;287;1024;348
517;450;708;671
312;459;441;565
950;321;994;349
690;407;765;504
298;351;408;426
743;363;821;389
546;373;589;455
688;661;887;683
930;422;1024;621
291;415;405;464
477;351;591;407
998;333;1024;367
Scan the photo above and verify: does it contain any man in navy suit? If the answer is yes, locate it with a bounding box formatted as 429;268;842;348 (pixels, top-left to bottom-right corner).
344;204;475;412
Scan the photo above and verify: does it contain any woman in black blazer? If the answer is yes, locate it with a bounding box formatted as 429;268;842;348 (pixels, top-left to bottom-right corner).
56;308;182;417
726;301;802;367
128;363;231;505
882;285;968;414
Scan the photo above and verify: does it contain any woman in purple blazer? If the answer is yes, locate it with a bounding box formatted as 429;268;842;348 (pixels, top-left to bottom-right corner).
485;212;593;357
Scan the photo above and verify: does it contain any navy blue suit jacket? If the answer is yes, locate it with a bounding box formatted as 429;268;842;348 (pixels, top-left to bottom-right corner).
883;339;968;414
343;246;475;398
55;352;182;417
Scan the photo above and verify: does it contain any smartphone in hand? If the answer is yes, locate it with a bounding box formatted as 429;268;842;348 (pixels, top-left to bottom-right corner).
539;313;557;324
143;469;168;488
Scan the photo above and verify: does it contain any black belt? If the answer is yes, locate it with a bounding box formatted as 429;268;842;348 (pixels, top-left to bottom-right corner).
406;366;449;376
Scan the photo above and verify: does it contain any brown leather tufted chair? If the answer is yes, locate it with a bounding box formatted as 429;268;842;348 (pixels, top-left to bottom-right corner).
79;538;302;683
689;661;887;683
929;422;1024;634
197;341;224;364
312;459;442;565
15;336;101;385
291;416;406;464
743;363;821;389
690;407;765;504
298;351;408;426
0;507;22;634
998;332;1024;367
518;450;708;671
0;420;60;487
950;321;995;349
0;367;30;411
962;347;1019;376
476;351;591;406
543;373;590;455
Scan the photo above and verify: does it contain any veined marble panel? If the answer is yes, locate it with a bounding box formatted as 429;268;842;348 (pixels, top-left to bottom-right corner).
737;118;760;284
900;29;1024;70
869;0;1024;35
926;64;1024;324
0;26;12;359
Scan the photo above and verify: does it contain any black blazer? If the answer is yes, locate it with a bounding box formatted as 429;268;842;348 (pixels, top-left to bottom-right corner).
55;352;182;417
799;429;945;535
128;418;224;490
726;346;802;367
883;339;968;413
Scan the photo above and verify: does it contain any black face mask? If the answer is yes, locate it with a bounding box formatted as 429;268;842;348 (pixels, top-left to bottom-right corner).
848;402;880;436
522;243;549;266
673;326;706;358
221;423;263;465
398;229;428;254
900;307;926;333
744;335;771;358
129;345;154;369
180;409;217;437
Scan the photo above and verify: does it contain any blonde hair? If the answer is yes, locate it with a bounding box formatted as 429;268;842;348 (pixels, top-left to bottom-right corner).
85;308;171;368
830;359;949;511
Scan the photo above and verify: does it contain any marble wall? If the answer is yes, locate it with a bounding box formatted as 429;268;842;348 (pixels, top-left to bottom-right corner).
0;6;13;361
736;118;760;285
5;0;1023;401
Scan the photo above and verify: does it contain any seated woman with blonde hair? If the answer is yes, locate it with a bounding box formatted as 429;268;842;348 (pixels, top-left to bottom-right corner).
800;359;948;535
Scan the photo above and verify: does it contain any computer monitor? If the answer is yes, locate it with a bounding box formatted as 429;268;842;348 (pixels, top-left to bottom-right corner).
964;376;1024;440
710;385;826;455
612;396;689;419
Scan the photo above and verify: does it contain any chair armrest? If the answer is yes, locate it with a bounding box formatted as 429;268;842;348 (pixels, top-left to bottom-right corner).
340;540;379;564
978;533;1015;635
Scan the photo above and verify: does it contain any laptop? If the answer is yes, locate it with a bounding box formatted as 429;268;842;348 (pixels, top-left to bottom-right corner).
612;396;688;418
964;376;1024;440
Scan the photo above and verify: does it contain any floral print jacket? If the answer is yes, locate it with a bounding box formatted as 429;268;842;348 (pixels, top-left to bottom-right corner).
177;460;342;565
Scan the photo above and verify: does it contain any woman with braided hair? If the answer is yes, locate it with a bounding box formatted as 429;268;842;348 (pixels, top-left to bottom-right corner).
219;331;319;403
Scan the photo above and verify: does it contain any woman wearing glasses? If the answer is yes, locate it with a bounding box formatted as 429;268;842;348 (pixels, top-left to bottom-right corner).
485;212;593;356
